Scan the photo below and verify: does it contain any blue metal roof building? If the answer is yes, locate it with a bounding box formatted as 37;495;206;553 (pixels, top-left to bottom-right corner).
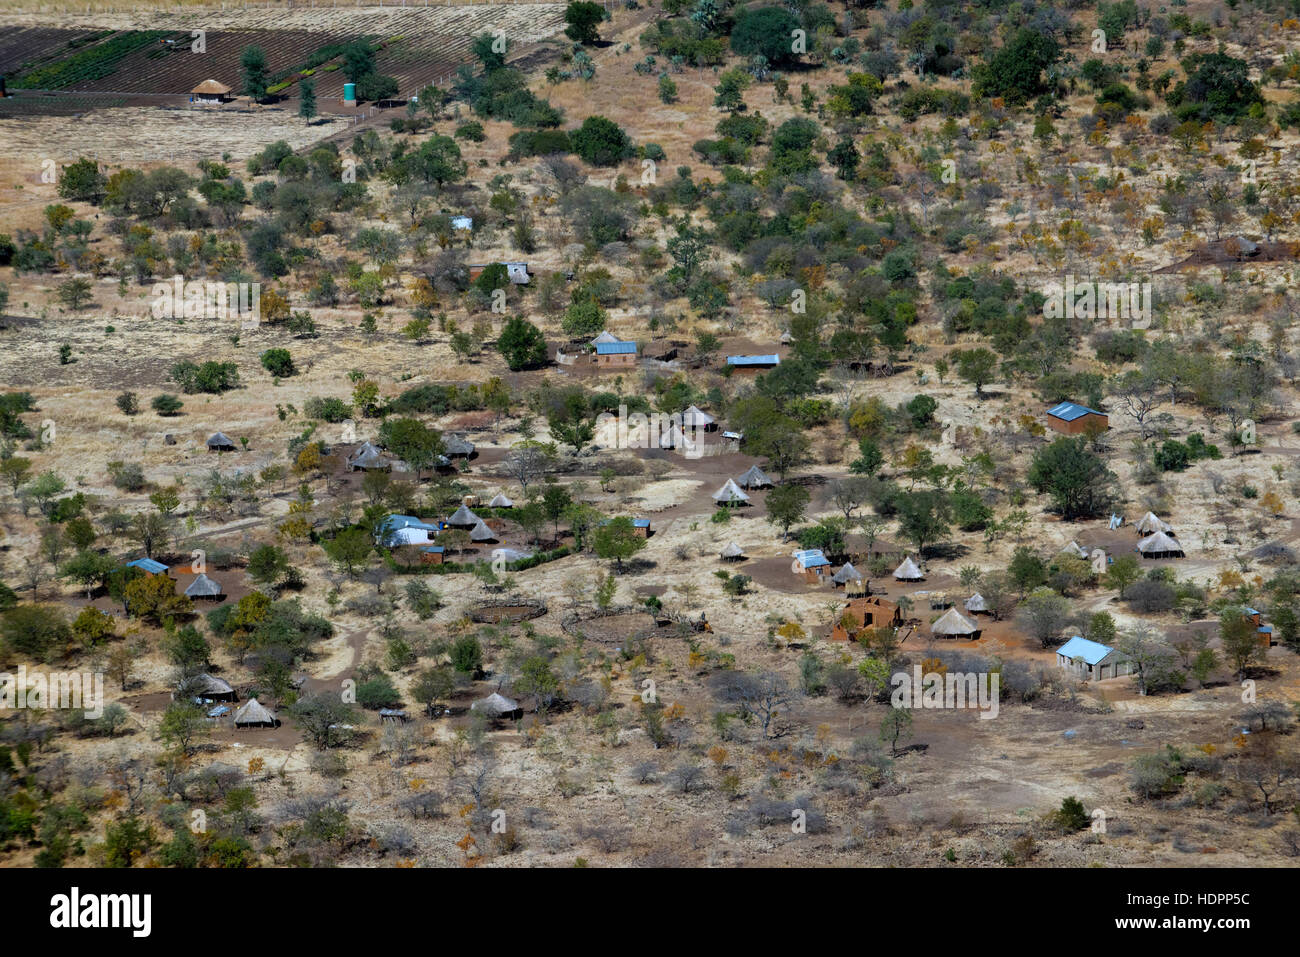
1057;635;1113;665
727;354;780;366
127;557;169;575
1047;401;1102;421
793;549;831;569
595;341;638;355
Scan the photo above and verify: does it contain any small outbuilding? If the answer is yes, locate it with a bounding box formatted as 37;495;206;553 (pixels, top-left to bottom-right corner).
233;697;280;729
726;354;781;370
127;557;170;577
1137;531;1184;559
792;549;831;582
184;573;224;600
348;441;391;472
964;593;987;614
488;493;514;509
720;541;746;561
681;405;717;432
931;607;981;639
1045;401;1109;435
737;464;773;489
444;435;475;459
712;478;751;507
595;340;638;366
191;79;233;103
1135;511;1174;536
471;691;522;719
186;673;238;703
420;545;445;565
893;556;924;581
380;514;440;547
469;519;497;543
206;431;237;452
1057;635;1132;681
445;504;482;529
831;562;864;588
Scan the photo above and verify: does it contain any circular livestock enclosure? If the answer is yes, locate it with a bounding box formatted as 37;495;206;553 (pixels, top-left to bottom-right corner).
468;600;547;624
561;607;660;645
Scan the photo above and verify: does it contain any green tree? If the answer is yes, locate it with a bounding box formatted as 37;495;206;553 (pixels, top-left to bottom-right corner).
952;347;998;396
593;516;647;570
325;527;372;578
570;116;631;166
730;6;802;67
240;45;270;102
765;482;810;541
1027;437;1117;521
564;0;606;44
879;707;913;757
298;76;317;121
497;317;548;370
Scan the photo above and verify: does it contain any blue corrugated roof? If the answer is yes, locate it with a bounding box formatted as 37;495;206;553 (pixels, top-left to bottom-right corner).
727;355;780;366
383;514;439;531
1047;401;1102;422
127;557;168;574
420;545;445;553
632;518;651;528
793;549;830;569
1057;635;1114;665
596;341;637;355
1244;606;1260;616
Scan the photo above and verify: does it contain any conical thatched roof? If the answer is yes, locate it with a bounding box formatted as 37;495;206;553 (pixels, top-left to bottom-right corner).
192;78;232;95
893;556;923;580
964;592;987;613
712;478;750;503
446;504;481;527
471;692;520;716
348;441;388;469
832;562;863;584
232;697;277;726
488;493;514;508
779;330;794;344
1062;540;1088;559
720;541;746;559
931;607;979;636
444;435;475;457
737;464;773;488
184;573;224;598
591;330;621;345
188;673;234;696
1135;511;1173;535
1137;531;1184;556
469;519;496;542
206;431;236;449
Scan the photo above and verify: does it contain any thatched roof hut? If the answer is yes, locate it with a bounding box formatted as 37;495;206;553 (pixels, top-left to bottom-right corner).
832;562;863;585
206;431;237;452
1135;511;1173;536
1137;531;1184;558
737;464;773;489
348;441;389;471
445;504;481;528
233;697;279;728
1062;540;1088;559
471;692;521;718
893;556;924;580
192;79;232;95
720;541;746;560
712;478;750;506
488;492;514;508
931;607;980;638
681;404;715;429
185;673;237;702
964;592;987;614
184;573;224;599
469;519;497;543
444;435;475;458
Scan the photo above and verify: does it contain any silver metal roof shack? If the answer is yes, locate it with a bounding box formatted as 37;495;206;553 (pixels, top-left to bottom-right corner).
184;573;224;598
